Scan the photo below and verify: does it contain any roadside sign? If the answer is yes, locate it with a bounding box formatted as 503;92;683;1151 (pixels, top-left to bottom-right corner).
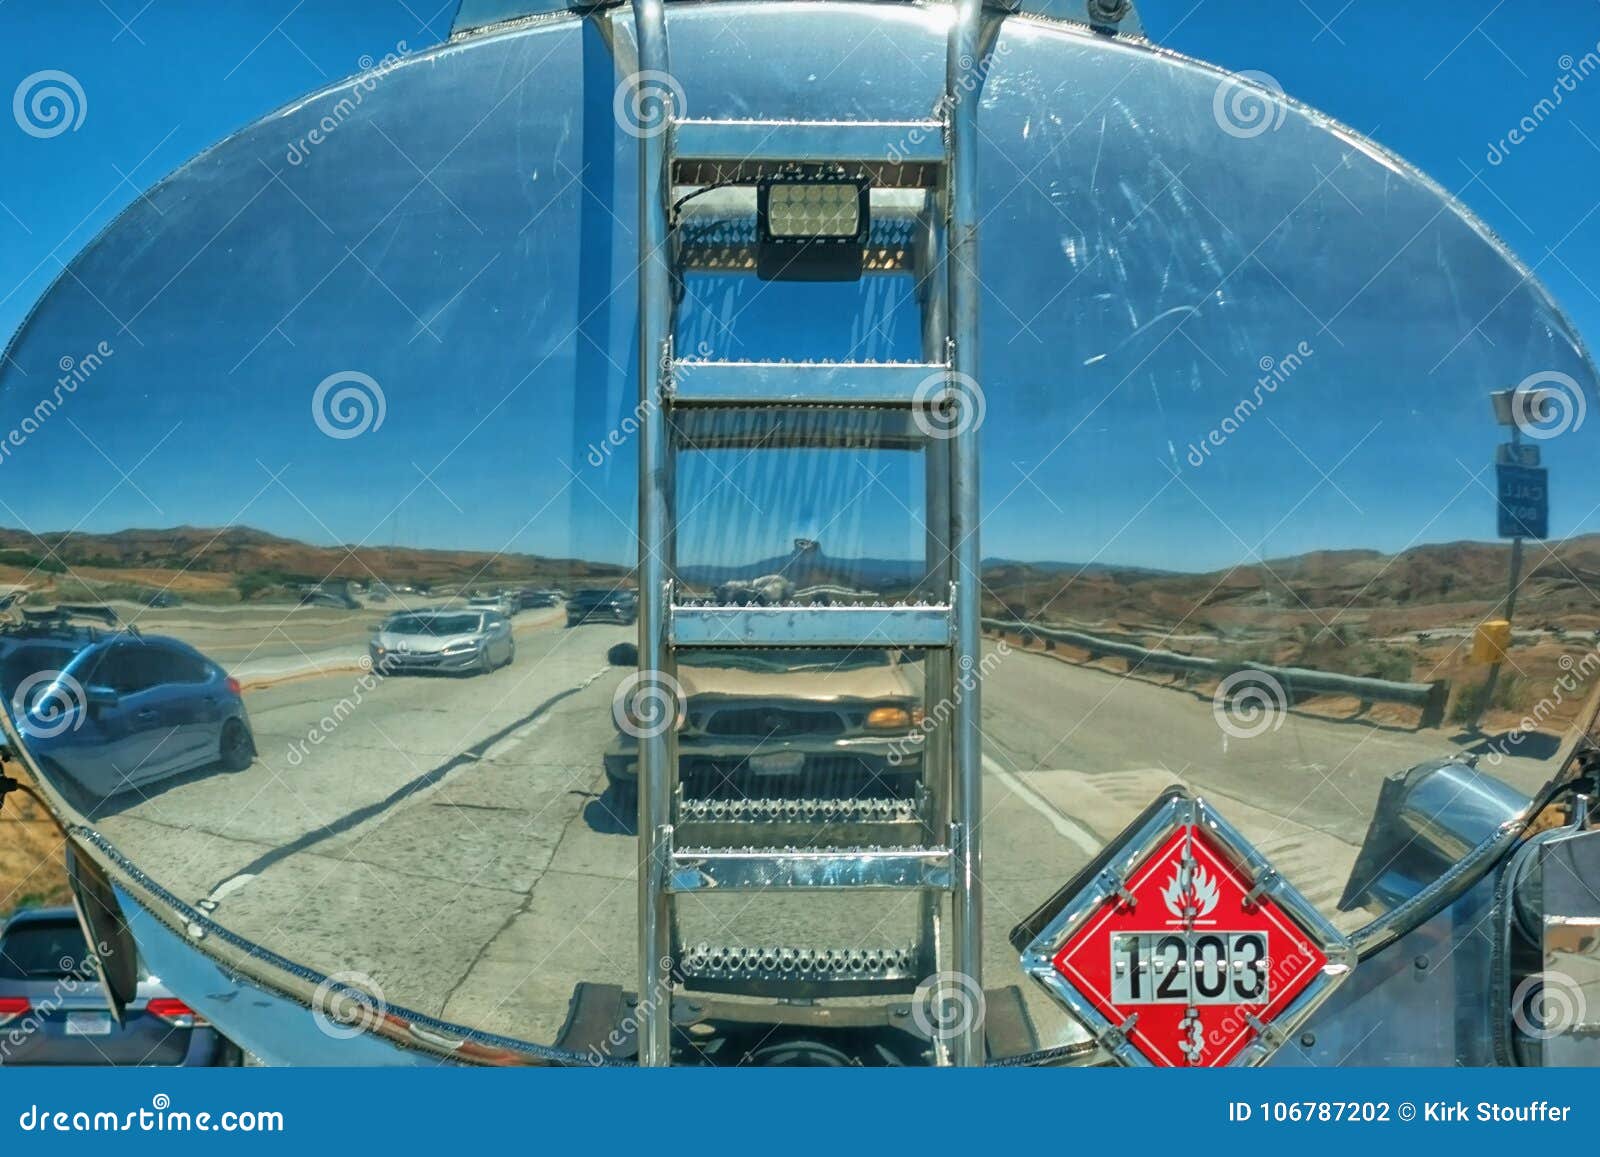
1011;788;1352;1067
1496;463;1548;539
1496;441;1540;467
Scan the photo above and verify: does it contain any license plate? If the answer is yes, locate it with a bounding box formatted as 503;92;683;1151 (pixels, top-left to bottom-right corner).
64;1012;112;1036
748;751;806;776
1109;931;1270;1005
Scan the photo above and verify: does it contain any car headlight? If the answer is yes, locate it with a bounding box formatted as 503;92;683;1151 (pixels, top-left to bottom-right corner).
441;641;479;655
864;706;912;731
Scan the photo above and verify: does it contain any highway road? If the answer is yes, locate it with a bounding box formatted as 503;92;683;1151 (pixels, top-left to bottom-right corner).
42;617;1560;1055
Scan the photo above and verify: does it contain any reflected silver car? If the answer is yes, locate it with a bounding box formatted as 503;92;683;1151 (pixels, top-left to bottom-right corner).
369;609;514;675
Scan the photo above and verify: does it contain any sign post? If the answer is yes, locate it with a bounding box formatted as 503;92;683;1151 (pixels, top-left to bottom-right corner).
1474;437;1546;729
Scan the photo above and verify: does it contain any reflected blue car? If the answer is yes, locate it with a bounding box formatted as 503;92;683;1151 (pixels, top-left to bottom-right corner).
2;630;255;803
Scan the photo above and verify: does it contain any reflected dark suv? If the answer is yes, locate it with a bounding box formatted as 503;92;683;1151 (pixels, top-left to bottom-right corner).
566;588;637;627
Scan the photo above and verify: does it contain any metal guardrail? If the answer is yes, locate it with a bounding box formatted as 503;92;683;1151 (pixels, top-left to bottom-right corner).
981;617;1451;729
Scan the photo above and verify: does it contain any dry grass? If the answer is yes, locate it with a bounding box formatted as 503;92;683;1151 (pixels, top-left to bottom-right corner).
0;762;69;918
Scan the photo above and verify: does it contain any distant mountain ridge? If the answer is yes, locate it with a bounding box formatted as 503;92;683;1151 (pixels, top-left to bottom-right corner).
4;526;1599;620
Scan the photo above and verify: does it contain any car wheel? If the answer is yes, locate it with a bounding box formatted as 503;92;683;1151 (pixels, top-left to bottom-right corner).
218;719;254;772
503;644;516;668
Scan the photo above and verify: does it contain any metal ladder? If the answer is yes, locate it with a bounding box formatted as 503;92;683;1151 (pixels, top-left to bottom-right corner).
629;0;986;1066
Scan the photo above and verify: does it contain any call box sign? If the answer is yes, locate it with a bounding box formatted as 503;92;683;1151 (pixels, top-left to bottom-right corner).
1497;463;1548;540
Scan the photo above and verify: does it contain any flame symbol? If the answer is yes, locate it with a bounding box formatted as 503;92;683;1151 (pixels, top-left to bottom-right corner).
1162;863;1219;920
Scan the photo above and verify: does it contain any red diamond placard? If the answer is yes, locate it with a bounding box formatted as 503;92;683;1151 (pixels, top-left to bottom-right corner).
1013;789;1353;1067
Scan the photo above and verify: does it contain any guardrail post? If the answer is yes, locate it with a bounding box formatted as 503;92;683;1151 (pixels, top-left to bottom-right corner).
1421;680;1450;730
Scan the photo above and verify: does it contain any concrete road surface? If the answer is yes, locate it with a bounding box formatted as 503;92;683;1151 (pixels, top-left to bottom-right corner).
52;621;1558;1055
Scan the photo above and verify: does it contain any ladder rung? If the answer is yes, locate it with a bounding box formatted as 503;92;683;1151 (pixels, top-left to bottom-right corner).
677;240;915;275
672;119;944;187
672;360;945;406
671;603;950;647
667;845;953;892
671;406;928;450
676;795;929;849
677;943;925;998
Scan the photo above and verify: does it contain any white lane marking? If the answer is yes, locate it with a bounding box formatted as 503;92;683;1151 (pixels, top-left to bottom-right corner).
480;666;610;762
199;873;256;909
200;666;613;907
981;753;1101;855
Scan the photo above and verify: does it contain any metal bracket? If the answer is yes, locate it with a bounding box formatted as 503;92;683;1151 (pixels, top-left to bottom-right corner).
1242;866;1281;910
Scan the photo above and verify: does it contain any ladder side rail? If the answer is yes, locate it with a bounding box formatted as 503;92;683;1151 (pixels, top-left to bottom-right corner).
631;0;676;1069
915;194;954;1043
945;0;985;1068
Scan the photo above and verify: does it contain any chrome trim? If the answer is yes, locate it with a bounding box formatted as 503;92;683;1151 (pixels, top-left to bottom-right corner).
945;0;985;1067
1350;817;1528;960
631;0;676;1069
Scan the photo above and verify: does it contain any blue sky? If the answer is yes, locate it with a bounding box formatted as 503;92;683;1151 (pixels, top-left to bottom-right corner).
0;2;1597;573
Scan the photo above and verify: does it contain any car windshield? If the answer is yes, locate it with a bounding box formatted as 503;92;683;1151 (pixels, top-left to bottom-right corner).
0;643;83;701
0;918;90;979
386;615;480;636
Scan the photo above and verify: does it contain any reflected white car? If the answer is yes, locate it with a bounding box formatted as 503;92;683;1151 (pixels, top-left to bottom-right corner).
370;610;514;675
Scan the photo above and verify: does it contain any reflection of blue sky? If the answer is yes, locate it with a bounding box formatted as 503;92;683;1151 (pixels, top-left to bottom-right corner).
1;4;1597;576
